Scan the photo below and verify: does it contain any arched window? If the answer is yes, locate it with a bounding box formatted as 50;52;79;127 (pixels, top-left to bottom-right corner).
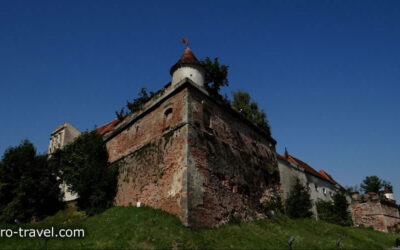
164;108;173;117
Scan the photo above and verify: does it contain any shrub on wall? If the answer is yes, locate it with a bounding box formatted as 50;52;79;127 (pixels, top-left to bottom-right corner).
200;57;229;96
0;140;64;223
231;91;271;135
285;178;313;219
50;131;118;215
262;196;284;216
316;200;335;223
115;87;156;120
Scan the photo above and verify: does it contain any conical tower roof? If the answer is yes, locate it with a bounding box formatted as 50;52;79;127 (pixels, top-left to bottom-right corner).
170;46;201;75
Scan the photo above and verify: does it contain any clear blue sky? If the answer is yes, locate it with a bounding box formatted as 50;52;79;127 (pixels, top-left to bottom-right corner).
1;1;399;201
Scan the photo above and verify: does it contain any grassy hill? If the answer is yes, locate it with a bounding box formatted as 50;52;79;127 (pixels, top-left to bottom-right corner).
0;205;398;249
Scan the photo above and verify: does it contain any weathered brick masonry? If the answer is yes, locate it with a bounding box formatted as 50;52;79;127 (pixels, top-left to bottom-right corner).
350;192;400;232
103;79;280;227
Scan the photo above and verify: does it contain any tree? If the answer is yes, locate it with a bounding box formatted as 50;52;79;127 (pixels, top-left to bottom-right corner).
116;88;155;120
200;57;229;96
361;176;383;193
0;140;63;223
231;91;271;135
332;191;352;226
285;178;313;219
316;191;352;226
126;88;155;113
316;200;335;222
382;180;393;193
360;175;392;194
345;185;361;193
51;132;118;215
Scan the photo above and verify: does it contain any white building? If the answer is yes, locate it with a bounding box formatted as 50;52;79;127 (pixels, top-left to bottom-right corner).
48;122;81;202
277;149;347;218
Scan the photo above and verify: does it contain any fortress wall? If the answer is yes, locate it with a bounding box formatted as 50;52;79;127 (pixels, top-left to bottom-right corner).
106;88;187;163
106;87;191;223
381;201;400;231
185;86;281;227
350;194;400;232
104;82;281;227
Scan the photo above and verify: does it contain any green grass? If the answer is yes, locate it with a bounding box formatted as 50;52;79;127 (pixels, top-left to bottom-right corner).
0;205;398;249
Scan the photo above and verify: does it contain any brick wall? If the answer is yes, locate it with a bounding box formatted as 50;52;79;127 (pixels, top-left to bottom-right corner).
186;85;280;227
106;87;190;223
350;193;400;232
105;80;280;227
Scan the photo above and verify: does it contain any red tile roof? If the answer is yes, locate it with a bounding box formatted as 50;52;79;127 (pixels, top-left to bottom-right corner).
96;119;120;136
170;46;201;75
319;170;337;185
277;152;337;185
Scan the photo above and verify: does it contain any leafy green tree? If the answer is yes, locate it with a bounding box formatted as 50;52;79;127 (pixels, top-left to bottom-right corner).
116;88;155;120
285;178;313;219
126;88;155;113
51;132;118;215
200;57;229;96
332;191;352;226
317;191;352;226
231;91;271;135
360;175;392;194
361;176;383;193
382;180;393;193
0;140;63;223
316;199;335;222
345;184;361;193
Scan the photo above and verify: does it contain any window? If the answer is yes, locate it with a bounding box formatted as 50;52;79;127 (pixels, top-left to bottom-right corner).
203;109;211;130
164;108;173;117
162;108;173;132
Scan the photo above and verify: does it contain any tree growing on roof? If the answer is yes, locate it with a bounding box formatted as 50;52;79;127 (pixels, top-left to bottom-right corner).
360;175;392;194
200;57;229;96
115;87;156;121
345;185;361;193
285;178;313;219
231;91;271;135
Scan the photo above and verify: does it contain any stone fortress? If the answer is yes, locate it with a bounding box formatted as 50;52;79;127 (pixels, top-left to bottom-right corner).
48;45;400;230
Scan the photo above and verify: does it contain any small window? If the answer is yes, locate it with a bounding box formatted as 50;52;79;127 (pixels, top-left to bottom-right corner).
203;109;211;130
323;188;327;195
162;108;173;132
164;108;173;117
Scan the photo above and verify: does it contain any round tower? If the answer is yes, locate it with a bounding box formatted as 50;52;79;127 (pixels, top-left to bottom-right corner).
170;46;205;87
